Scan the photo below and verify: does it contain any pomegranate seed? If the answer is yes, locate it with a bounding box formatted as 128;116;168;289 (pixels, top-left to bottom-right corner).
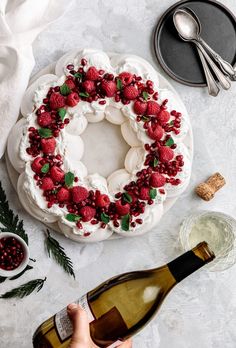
81;58;87;66
99;100;106;105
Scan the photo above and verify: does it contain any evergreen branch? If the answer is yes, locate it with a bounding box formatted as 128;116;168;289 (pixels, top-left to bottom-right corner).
0;277;47;299
45;230;75;279
0;181;28;244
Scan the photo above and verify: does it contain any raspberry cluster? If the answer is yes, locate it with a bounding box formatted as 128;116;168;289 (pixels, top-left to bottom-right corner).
26;58;184;235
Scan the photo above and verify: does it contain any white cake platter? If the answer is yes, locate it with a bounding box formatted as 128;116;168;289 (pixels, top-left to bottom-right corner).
6;52;193;242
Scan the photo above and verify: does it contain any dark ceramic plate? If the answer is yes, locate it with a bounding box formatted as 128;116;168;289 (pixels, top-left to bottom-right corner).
154;0;236;86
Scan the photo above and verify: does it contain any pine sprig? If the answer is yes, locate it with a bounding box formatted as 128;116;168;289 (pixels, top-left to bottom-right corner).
0;278;46;299
45;230;75;279
0;181;28;244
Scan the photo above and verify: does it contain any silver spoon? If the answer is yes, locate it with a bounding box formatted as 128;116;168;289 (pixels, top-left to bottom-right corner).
173;8;219;96
173;8;231;91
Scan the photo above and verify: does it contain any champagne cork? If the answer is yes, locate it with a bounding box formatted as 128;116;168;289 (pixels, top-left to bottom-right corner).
195;172;226;201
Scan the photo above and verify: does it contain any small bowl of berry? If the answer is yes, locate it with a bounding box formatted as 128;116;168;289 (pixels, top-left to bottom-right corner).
0;232;29;277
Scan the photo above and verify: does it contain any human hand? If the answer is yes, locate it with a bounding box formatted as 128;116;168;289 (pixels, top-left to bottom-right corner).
67;303;132;348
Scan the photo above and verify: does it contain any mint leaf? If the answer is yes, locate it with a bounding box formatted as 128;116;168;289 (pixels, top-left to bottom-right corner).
60;83;71;96
41;163;50;174
66;214;81;222
153;158;159;167
121;214;130;231
101;213;110;224
169;120;174;126
74;72;83;79
141;115;149;121
116;78;123;90
79;92;90;98
58;108;66;121
123;192;132;203
142;91;149;101
149;188;157;199
65;172;75;188
38;128;52;138
165;137;174;147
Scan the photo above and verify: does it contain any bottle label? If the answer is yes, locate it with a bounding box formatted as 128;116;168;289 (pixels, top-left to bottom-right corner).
54;294;95;342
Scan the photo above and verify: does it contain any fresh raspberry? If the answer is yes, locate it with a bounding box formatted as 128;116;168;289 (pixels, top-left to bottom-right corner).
31;157;44;174
71;186;89;203
133;100;147;115
37;112;53;127
57;187;71;203
157;110;170;125
95;193;110;208
40;177;54;191
123;85;139;100
49;93;65;110
147;124;164;141
159;146;174;163
41;138;56;154
115;200;130;216
146;101;160;116
150;173;166;188
66;92;80;107
139;187;150;200
118;72;133;86
50;166;65;183
65;79;76;90
101;80;117;97
82;80;95;94
79;206;96;222
86;66;100;81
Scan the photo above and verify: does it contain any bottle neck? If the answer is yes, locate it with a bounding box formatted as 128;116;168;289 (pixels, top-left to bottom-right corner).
167;242;215;283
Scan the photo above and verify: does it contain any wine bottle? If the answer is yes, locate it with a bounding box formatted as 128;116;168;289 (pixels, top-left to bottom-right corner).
33;242;214;348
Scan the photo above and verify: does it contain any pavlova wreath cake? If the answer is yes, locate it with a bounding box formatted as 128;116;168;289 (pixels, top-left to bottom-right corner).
7;49;192;242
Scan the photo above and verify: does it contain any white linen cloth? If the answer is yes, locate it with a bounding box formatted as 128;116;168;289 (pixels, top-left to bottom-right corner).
0;0;73;158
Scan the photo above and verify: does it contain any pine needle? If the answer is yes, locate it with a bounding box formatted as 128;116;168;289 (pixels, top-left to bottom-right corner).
0;277;47;299
0;181;28;244
45;230;75;279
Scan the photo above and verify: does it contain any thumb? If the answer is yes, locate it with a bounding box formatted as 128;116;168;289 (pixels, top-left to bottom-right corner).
67;303;91;347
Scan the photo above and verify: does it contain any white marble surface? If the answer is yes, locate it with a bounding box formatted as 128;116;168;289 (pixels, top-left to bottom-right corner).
1;1;236;347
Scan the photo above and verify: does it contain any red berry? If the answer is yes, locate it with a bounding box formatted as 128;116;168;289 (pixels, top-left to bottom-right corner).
65;79;76;90
146;101;160;116
115;200;130;216
95;193;110;208
31;157;44;174
139;187;150;200
123;85;139;100
101;80;117;97
133;100;147;115
49;93;65;110
118;72;133;86
79;206;96;222
37;112;53;127
50;166;65;183
86;66;100;81
40;177;54;191
150;173;166;188
147;124;164;141
157;110;170;125
57;187;70;203
159;146;174;163
66;92;80;107
82;80;95;94
71;186;89;203
41;138;56;154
